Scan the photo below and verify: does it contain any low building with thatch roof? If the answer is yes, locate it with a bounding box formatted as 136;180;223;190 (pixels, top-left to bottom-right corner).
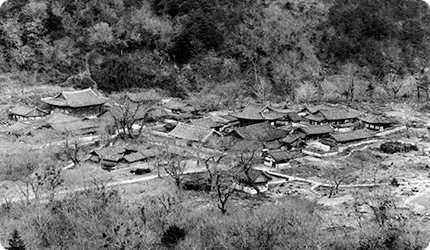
8;105;49;121
42;88;106;117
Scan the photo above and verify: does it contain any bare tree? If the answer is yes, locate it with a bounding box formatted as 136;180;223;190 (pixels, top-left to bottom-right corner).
234;147;261;196
202;154;227;191
163;152;187;188
327;167;348;198
215;173;233;214
295;81;318;103
384;74;405;99
110;95;151;139
20;162;63;204
63;133;86;167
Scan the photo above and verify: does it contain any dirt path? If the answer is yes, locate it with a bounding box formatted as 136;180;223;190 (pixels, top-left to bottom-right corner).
0;166;208;205
255;166;430;197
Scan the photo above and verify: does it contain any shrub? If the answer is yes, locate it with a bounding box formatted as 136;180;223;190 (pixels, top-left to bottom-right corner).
161;225;186;247
380;141;418;154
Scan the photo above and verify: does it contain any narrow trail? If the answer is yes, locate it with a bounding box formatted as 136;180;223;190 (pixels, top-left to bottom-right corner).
0;167;207;205
255;166;430;198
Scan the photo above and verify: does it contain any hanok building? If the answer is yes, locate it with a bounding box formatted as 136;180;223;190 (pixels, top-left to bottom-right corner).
264;150;300;169
324;129;374;146
298;105;338;116
42;88;106;117
294;125;333;142
306;108;358;127
211;115;240;133
8;105;49;121
282;135;306;149
232;122;289;143
359;115;397;131
168;123;223;148
230;102;269;126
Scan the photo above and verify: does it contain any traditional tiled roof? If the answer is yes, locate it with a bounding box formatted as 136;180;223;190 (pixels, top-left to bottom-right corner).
93;145;127;162
190;117;220;128
300;105;338;114
282;135;299;144
217;115;238;122
169;123;220;142
261;110;289;120
306;114;325;122
230;102;269;120
288;112;302;122
124;152;146;163
266;150;300;162
42;88;106;108
263;140;283;150
359;115;397;125
9;105;49;117
297;125;333;135
329;129;373;143
234;122;289;142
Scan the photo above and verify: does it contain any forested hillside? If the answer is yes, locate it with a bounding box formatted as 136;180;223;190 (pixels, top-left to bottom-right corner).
1;0;430;102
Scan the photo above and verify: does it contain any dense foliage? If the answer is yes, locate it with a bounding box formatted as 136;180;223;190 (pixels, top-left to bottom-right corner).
0;0;430;101
0;186;427;250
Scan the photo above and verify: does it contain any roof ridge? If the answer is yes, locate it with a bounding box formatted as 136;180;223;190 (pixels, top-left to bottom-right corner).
62;88;94;94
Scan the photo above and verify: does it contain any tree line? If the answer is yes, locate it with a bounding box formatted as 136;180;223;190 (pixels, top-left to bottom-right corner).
1;0;430;102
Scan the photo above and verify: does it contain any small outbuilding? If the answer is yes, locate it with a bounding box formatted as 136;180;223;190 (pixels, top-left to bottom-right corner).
8;105;49;121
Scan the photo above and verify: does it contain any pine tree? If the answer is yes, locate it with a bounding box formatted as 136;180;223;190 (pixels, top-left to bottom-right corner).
6;230;26;250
